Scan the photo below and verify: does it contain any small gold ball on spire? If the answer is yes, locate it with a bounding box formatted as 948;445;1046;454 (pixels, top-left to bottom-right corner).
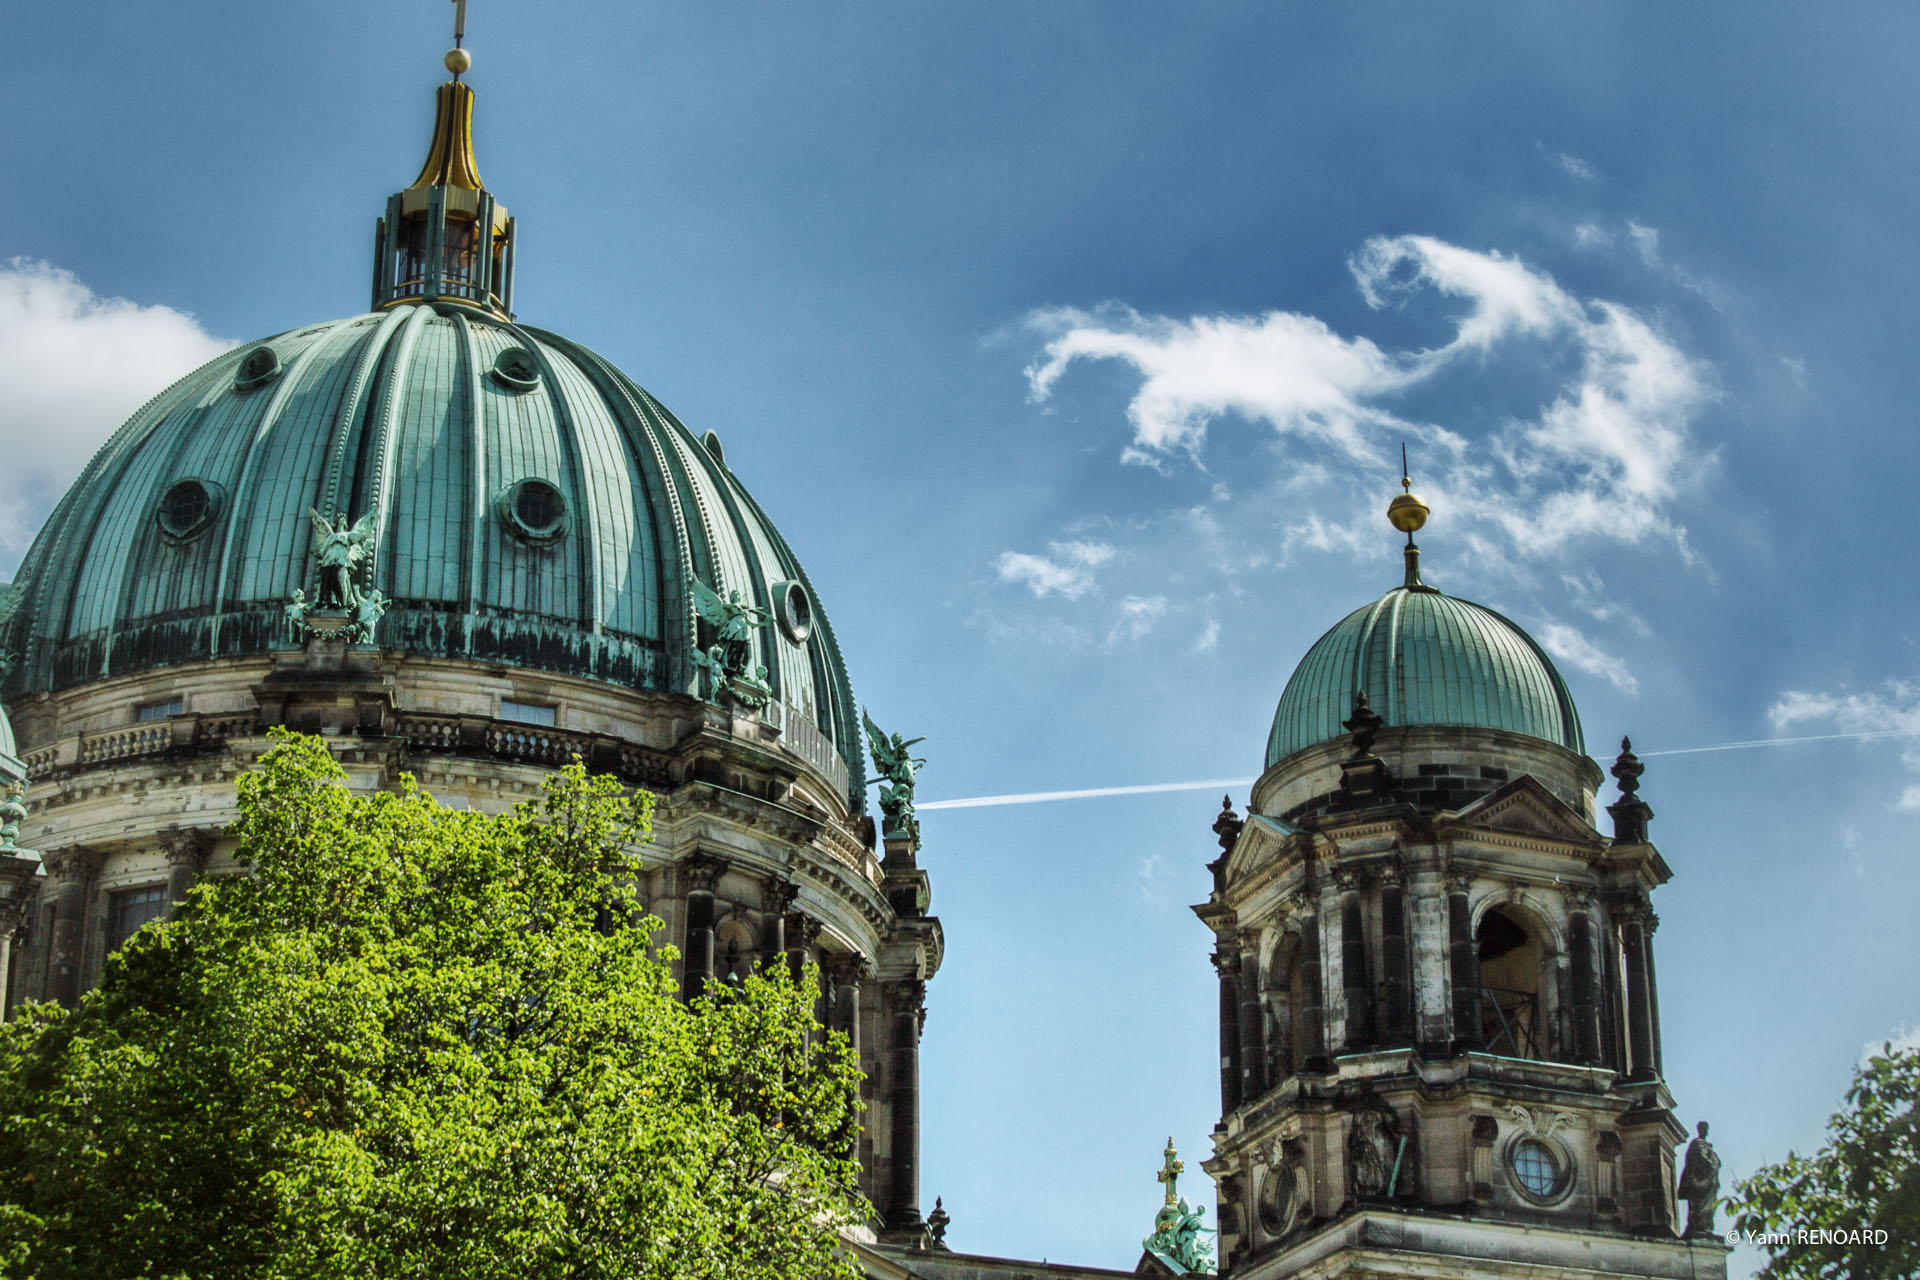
1388;490;1429;534
445;47;472;75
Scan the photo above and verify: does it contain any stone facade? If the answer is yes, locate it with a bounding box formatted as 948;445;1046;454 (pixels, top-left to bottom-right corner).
1197;719;1728;1279
0;639;942;1234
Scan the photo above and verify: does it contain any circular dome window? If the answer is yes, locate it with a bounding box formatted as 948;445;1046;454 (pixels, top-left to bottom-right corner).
773;579;812;643
1510;1138;1565;1201
155;478;223;542
234;345;281;390
502;479;567;544
490;346;542;391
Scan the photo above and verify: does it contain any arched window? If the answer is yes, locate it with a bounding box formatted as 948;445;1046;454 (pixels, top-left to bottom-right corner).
1476;906;1547;1059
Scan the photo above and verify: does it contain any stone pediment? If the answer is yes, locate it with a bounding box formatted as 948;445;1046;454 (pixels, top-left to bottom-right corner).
1450;775;1600;847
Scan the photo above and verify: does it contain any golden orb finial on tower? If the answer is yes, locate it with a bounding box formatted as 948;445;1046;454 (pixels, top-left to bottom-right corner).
1387;443;1429;535
445;47;472;76
1388;444;1433;589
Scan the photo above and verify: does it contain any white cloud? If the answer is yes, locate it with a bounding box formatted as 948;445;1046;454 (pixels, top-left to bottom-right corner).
1770;681;1920;810
1556;152;1600;181
1023;234;1713;572
1537;621;1640;695
0;260;233;568
1192;617;1220;654
1106;595;1167;647
994;539;1115;600
1572;223;1612;251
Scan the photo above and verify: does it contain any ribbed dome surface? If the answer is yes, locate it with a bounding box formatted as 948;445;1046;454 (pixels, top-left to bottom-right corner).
1267;585;1584;766
0;304;861;799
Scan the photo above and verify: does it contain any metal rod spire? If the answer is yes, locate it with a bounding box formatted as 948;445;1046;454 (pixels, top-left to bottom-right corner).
453;0;468;47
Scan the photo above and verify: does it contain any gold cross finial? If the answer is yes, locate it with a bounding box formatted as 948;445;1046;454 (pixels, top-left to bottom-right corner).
1157;1137;1184;1206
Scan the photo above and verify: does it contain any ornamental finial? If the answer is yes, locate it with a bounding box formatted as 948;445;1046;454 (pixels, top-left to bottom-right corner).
446;0;472;77
1388;443;1431;588
1157;1136;1185;1207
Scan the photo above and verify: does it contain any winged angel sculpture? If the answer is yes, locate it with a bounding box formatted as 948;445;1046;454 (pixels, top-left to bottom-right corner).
862;710;926;844
287;509;388;644
690;577;771;709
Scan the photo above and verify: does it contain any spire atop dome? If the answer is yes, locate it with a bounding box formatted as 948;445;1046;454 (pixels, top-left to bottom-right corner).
1386;443;1432;590
369;3;516;317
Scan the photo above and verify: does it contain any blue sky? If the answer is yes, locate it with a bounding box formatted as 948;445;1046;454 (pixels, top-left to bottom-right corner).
3;4;1916;1274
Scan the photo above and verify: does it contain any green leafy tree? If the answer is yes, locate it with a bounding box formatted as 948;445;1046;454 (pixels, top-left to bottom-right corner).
0;731;866;1280
1730;1042;1920;1280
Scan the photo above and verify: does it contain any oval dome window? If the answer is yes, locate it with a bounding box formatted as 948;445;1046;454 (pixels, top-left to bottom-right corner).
156;478;223;542
490;346;542;391
234;346;281;390
774;579;812;644
502;478;566;544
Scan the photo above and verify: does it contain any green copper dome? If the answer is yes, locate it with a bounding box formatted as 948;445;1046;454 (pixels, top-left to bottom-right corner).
0;304;863;802
1266;578;1584;767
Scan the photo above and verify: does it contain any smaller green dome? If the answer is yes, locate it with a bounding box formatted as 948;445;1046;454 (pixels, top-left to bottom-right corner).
1267;582;1584;766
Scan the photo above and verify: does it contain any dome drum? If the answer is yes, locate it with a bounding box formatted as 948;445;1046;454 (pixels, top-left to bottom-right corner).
1250;722;1602;825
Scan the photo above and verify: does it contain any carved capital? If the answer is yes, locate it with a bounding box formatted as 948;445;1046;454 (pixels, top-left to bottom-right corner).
1211;947;1242;978
1334;868;1362;894
1445;868;1475;897
160;827;212;873
762;877;800;914
790;913;825;948
681;852;726;895
826;951;872;983
1566;885;1599;913
884;977;926;1021
42;845;102;884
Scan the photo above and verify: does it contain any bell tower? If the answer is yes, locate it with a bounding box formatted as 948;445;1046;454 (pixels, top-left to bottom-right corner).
1196;481;1729;1279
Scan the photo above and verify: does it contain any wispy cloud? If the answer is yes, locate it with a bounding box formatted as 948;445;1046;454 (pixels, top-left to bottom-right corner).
1105;595;1167;646
1192;617;1220;654
1770;681;1920;809
1537;620;1640;694
0;260;233;569
995;539;1115;600
1556;151;1601;182
1024;234;1713;574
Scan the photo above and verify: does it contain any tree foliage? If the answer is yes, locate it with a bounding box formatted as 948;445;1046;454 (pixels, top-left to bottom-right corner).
1730;1042;1920;1280
0;732;866;1280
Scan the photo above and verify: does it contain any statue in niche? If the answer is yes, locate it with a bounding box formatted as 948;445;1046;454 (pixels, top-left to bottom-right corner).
689;577;771;709
1347;1090;1416;1202
862;710;926;844
1678;1120;1721;1238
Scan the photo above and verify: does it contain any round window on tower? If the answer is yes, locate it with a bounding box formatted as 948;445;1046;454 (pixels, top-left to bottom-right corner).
501;479;567;544
155;478;224;543
1509;1138;1567;1202
773;579;812;643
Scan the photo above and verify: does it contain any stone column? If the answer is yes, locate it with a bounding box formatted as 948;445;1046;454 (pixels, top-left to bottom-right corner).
1237;930;1267;1102
787;913;822;982
161;829;212;914
1447;873;1480;1051
884;978;927;1231
43;847;101;1008
1568;892;1603;1066
762;880;797;973
1213;945;1243;1114
680;855;723;1001
1339;874;1371;1051
1297;910;1328;1072
1618;901;1658;1080
1379;871;1411;1047
1643;911;1665;1077
828;954;869;1060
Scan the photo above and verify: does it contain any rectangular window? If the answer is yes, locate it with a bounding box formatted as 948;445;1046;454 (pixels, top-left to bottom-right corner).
108;885;169;951
134;698;184;722
500;700;557;726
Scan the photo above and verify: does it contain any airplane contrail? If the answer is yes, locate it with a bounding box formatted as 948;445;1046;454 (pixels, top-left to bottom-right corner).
913;727;1916;813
